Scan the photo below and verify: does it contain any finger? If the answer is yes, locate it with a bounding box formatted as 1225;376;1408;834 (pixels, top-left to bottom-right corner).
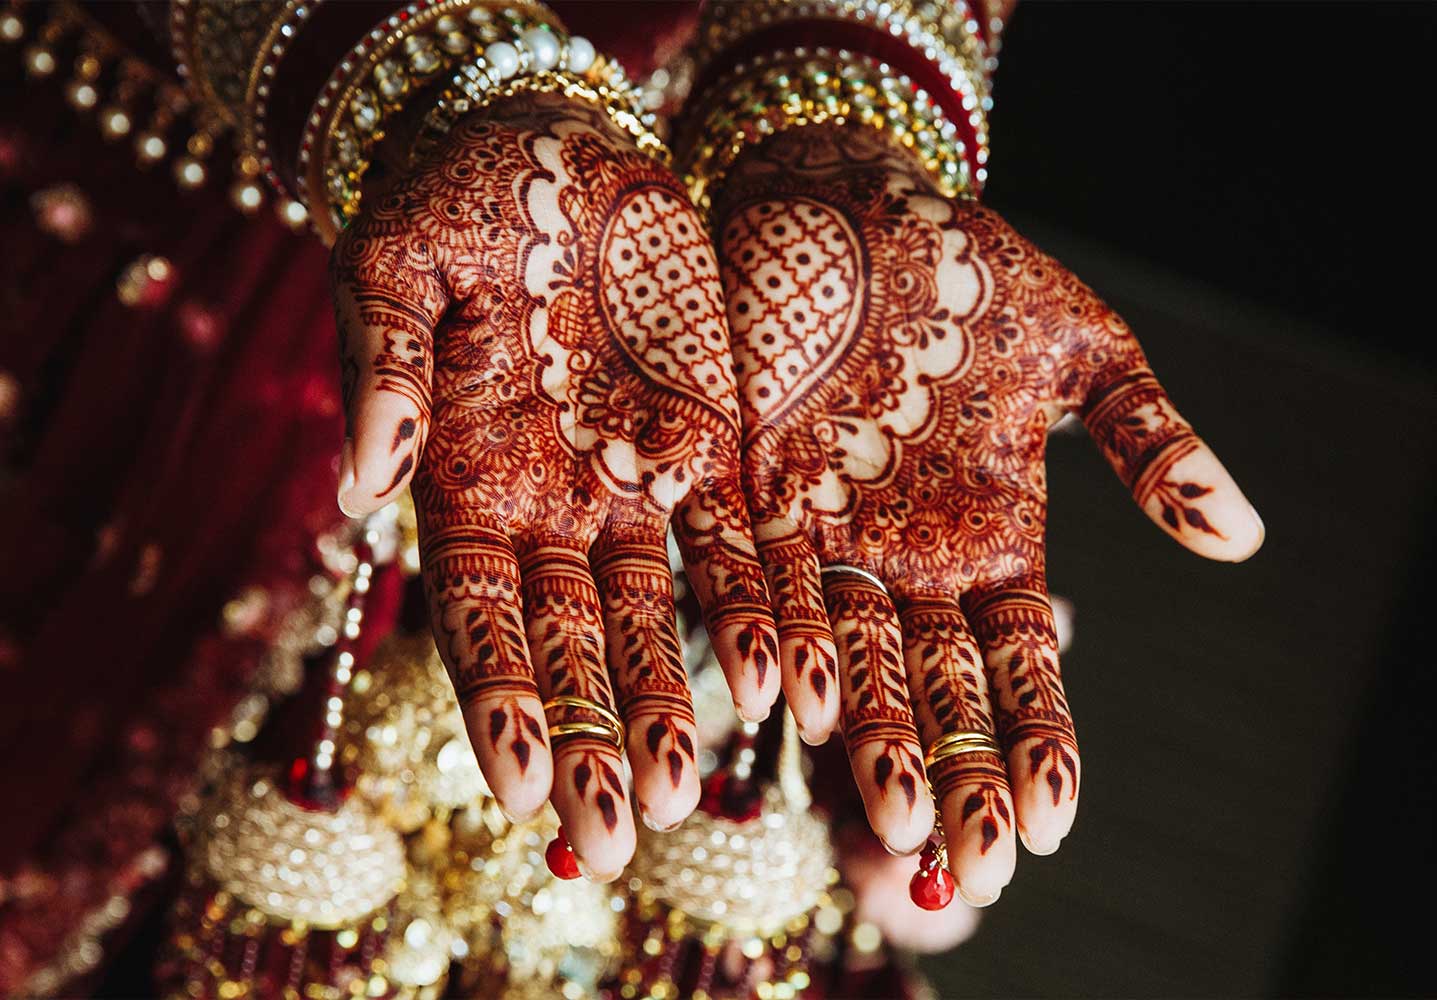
823;569;934;856
1080;367;1263;561
672;480;781;724
517;538;634;882
329;226;444;517
753;515;839;745
899;596;1016;906
966;584;1079;857
592;523;700;832
418;521;551;822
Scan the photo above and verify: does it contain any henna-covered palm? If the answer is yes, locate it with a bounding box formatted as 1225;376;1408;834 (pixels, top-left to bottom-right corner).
331;93;779;880
713;124;1262;904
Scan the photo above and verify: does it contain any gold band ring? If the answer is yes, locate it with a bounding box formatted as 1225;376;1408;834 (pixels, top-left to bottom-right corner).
819;564;889;595
543;696;626;751
924;730;1002;770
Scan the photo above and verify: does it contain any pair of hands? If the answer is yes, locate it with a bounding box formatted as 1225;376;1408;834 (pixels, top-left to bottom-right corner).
331;94;1262;901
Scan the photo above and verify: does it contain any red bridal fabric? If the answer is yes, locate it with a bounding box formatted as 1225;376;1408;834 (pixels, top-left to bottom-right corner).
0;77;346;993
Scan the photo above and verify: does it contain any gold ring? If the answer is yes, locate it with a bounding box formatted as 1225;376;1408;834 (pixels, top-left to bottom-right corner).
819;564;889;595
923;730;1002;769
543;696;626;751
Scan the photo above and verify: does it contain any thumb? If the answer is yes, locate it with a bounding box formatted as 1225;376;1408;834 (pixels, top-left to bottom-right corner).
330;228;444;518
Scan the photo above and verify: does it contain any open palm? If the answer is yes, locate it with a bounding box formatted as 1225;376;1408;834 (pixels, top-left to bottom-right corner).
331;94;778;880
713;123;1262;904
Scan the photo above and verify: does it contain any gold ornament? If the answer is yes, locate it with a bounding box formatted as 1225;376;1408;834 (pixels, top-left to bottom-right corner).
381;869;457;999
676;47;972;214
345;631;492;831
615;714;845;999
629;782;833;939
197;767;405;928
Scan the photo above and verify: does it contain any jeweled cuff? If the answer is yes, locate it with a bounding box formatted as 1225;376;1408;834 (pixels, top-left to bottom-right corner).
676;0;997;210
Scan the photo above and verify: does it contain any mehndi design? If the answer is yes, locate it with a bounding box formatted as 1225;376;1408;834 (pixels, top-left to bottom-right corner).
713;123;1262;904
331;93;779;879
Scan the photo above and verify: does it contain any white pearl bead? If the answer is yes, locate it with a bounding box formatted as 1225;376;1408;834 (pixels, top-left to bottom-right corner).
566;35;595;73
522;27;560;71
484;40;519;80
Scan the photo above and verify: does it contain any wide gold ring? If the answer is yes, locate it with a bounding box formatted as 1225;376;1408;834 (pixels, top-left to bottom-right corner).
923;730;1002;770
543;695;626;751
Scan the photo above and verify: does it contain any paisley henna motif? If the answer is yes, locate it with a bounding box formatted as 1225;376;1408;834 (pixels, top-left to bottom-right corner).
330;93;778;874
713;122;1261;900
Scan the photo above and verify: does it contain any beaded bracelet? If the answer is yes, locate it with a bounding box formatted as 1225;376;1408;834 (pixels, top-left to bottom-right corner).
677;47;971;215
695;0;991;101
411;53;668;171
296;1;563;242
690;0;990;190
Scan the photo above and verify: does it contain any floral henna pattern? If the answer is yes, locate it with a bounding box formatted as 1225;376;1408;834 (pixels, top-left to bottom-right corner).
518;542;628;835
330;93;778;870
756;523;839;730
900;599;1012;857
421;522;545;778
824;573;932;852
592;531;699;818
713;122;1260;886
966;588;1077;813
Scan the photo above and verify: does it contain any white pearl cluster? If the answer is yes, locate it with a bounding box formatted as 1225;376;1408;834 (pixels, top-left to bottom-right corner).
463;24;596;90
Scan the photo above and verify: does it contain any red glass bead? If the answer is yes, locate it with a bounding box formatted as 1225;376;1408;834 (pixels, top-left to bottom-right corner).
909;865;956;910
545;828;581;880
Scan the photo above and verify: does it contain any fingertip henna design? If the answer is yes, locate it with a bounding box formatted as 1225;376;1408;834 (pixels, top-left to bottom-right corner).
519;543;630;834
825;577;925;823
593;535;697;792
901;599;1012;856
967;588;1078;810
1080;371;1227;541
420;523;543;779
755;524;839;735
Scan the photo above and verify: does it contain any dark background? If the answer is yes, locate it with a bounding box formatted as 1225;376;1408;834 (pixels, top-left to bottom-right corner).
919;3;1436;997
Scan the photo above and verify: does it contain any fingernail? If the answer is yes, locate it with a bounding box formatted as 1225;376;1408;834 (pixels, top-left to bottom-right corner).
797;725;827;747
337;439;358;518
877;834;923;857
734;703;771;725
958;887;1001;908
576;859;621;884
640;807;683;833
498;802;543;825
1020;830;1061;856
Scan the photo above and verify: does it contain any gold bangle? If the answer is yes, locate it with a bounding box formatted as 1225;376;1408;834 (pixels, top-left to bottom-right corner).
543;695;627;750
692;0;992;109
683;0;991;195
298;0;560;243
410;53;668;174
923;730;1002;770
676;47;972;215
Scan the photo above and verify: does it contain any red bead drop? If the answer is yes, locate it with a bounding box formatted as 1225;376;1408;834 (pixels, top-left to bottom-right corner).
545;828;581;880
909;865;956;910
